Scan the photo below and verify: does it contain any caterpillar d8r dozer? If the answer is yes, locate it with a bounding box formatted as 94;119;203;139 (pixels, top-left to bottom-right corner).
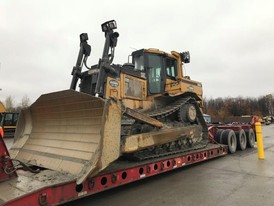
9;20;208;184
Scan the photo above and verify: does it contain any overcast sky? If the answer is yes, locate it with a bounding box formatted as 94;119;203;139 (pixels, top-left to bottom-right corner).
0;0;274;105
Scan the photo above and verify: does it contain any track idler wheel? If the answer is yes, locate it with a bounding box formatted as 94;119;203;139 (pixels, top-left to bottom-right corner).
178;104;197;123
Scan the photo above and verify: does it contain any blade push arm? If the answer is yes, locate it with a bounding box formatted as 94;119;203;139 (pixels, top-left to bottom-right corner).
70;33;91;90
95;20;119;97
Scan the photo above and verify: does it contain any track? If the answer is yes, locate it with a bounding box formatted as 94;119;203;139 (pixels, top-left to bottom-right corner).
123;97;209;160
146;97;192;119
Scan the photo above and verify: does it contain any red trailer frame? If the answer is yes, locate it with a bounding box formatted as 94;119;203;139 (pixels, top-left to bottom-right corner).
0;137;227;206
1;123;257;206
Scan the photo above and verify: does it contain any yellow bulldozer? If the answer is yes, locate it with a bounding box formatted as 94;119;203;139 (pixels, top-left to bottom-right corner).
0;102;19;138
10;20;208;184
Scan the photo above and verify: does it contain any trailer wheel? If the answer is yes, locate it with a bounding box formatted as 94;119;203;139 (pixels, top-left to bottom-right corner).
214;129;224;144
222;129;237;154
235;129;247;150
245;129;255;148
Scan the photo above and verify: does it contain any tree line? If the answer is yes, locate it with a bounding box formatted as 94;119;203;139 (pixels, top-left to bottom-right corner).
1;94;274;119
1;95;31;112
203;94;274;119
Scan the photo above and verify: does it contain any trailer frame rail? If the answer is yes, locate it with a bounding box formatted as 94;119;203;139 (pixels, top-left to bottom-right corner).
1;144;227;206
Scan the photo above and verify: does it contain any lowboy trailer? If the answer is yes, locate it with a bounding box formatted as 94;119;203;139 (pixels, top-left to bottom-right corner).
0;123;256;206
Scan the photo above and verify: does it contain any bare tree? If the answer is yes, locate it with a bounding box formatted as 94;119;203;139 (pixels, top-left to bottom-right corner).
21;95;30;109
265;94;273;115
4;96;15;112
204;94;273;121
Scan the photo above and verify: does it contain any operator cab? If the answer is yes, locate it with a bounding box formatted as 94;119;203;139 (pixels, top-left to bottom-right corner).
132;49;180;96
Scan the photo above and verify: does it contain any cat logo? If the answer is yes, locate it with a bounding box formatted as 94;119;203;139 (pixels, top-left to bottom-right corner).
109;80;119;88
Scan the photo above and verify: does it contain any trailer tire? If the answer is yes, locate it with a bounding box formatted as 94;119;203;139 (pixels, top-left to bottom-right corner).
222;129;237;154
235;129;247;151
214;129;224;144
245;129;255;148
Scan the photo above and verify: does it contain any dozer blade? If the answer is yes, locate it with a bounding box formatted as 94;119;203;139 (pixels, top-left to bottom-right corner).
9;90;121;184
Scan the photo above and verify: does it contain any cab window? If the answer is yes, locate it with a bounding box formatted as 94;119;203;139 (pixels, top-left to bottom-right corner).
3;113;18;126
147;54;162;94
165;58;177;79
133;54;144;71
4;114;13;126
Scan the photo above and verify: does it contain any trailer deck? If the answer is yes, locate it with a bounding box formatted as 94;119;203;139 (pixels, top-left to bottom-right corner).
0;142;227;206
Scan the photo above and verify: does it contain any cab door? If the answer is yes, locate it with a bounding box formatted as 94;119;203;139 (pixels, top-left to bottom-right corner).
146;53;165;95
164;57;180;93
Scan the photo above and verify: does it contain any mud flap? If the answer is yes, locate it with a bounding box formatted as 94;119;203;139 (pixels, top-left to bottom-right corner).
9;90;121;184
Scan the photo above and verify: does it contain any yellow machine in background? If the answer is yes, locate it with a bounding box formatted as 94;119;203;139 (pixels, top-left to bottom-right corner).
0;102;5;113
0;102;5;138
10;20;208;184
0;102;19;138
